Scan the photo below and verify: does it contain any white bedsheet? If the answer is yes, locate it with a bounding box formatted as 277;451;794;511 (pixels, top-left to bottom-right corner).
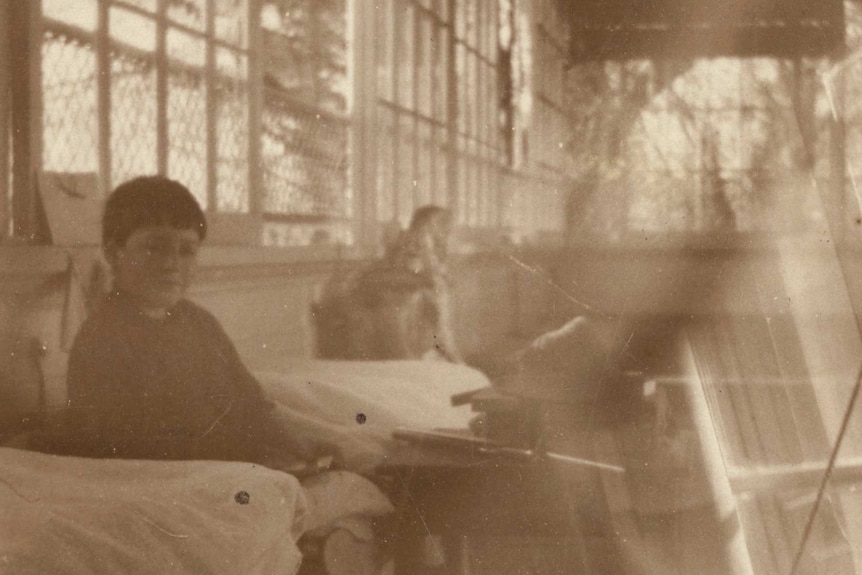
256;358;485;470
258;358;483;430
0;447;307;575
0;359;488;574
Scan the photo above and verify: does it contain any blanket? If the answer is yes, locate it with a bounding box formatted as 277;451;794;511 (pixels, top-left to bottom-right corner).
1;359;488;574
256;358;484;470
0;447;307;575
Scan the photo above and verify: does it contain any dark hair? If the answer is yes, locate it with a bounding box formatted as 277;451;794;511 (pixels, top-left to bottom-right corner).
409;205;450;231
102;176;207;246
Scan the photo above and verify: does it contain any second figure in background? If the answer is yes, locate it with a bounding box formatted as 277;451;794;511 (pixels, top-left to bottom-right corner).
315;205;464;364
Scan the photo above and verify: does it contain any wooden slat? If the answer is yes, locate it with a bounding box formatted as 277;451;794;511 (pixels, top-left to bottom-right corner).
728;458;862;493
757;494;794;574
736;494;779;575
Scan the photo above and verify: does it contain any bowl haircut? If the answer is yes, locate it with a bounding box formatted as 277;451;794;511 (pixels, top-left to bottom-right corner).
102;175;207;247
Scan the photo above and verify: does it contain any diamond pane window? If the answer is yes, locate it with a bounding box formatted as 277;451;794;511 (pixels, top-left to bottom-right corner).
166;29;207;206
42;28;98;173
262;89;349;217
168;67;208;207
110;7;156;52
118;0;157;12
41;0;254;230
167;28;205;67
215;0;247;47
215;50;249;212
111;51;158;186
167;0;206;31
42;0;97;31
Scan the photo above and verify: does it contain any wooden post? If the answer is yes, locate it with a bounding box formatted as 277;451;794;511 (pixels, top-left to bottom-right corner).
9;0;45;242
97;0;111;194
827;48;847;244
247;0;263;218
682;338;755;575
350;0;378;254
446;0;458;215
156;0;169;176
0;0;10;236
205;0;216;211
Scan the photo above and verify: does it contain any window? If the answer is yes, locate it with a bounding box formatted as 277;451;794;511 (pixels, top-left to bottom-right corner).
259;0;353;247
41;0;251;213
568;56;834;238
371;0;568;240
2;0;574;247
23;0;355;247
374;0;455;226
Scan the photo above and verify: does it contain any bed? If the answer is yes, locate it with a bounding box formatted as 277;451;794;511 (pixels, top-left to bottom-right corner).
0;357;488;575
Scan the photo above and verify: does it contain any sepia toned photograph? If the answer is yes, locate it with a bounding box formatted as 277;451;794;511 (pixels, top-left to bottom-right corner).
1;1;860;573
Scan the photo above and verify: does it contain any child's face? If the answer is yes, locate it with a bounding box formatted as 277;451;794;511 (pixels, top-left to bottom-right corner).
106;226;201;316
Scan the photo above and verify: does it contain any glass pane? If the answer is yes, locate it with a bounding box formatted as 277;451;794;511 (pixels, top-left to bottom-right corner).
167;63;208;208
417;13;432;118
456;44;467;133
417;120;433;206
486;67;498;149
376;107;396;223
476;0;485;58
262;89;350;219
167;28;205;68
397;1;415;108
463;0;477;48
434;126;448;206
467;51;478;137
477;60;488;144
117;0;157;12
376;0;394;101
467;140;478;225
486;0;496;61
41;26;99;173
434;25;449;122
215;50;248;212
110;48;158;186
216;46;247;79
435;0;448;22
42;0;97;30
261;220;351;247
110;7;156;53
167;0;206;31
397;115;416;223
454;135;466;223
214;0;247;47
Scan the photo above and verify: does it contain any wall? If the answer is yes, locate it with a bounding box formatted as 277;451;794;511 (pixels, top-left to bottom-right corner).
8;238;854;426
0;246;535;426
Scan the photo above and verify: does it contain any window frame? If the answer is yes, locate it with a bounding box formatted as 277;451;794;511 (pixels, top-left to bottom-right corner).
3;0;575;250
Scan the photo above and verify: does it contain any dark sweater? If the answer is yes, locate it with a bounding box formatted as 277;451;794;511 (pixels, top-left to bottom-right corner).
62;291;282;462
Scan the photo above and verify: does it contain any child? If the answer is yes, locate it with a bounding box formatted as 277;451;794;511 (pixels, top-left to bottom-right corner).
316;205;464;363
60;175;385;465
57;176;392;572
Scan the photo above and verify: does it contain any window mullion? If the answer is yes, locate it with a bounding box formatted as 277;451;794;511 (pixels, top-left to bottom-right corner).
0;1;10;236
205;0;216;211
391;0;402;220
98;0;111;194
10;0;45;241
247;0;263;217
412;3;420;210
430;8;438;205
156;0;168;175
446;0;458;212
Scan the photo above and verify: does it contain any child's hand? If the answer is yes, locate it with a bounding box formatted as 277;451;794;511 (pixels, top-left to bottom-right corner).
329;435;388;474
257;443;321;477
